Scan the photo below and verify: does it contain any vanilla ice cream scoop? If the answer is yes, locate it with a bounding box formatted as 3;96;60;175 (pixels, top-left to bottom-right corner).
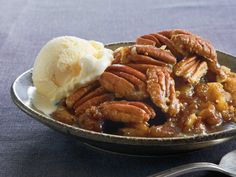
32;36;113;109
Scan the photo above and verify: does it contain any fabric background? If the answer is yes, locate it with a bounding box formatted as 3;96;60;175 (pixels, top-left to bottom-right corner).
1;0;236;176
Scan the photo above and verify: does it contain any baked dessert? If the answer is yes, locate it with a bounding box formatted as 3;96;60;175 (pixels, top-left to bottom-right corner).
50;29;236;137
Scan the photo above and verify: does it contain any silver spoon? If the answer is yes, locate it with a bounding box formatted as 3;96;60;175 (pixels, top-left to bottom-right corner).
148;149;236;177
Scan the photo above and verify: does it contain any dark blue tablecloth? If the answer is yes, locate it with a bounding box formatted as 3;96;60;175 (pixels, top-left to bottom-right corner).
1;0;236;176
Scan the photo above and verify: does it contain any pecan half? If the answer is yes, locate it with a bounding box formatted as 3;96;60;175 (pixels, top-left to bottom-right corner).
135;45;176;64
136;30;190;58
127;63;172;74
99;64;148;100
151;33;181;58
159;29;191;39
147;67;180;116
99;101;155;123
66;80;99;108
113;45;176;66
74;93;114;115
51;106;76;125
136;34;162;47
174;56;208;84
65;81;114;115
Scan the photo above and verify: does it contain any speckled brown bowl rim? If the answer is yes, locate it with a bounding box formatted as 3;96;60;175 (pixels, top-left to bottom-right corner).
10;41;236;146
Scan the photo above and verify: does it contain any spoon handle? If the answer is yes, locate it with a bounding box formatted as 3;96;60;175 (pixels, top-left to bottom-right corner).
148;162;230;177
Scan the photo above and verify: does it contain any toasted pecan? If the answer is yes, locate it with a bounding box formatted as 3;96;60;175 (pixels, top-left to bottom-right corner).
66;81;99;108
51;106;76;125
174;56;208;84
66;81;114;115
99;64;148;100
147;67;180;116
100;101;154;123
113;45;176;66
171;33;216;60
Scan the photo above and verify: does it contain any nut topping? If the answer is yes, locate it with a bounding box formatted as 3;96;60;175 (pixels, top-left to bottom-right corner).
127;63;172;74
137;29;225;78
136;30;188;58
66;80;100;108
136;34;162;47
171;33;216;61
159;29;191;39
65;81;114;115
170;32;225;77
113;45;177;65
174;56;208;84
52;29;236;138
51;105;76;125
100;101;155;123
99;64;148;100
147;67;180;116
135;45;177;64
74;93;114;115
